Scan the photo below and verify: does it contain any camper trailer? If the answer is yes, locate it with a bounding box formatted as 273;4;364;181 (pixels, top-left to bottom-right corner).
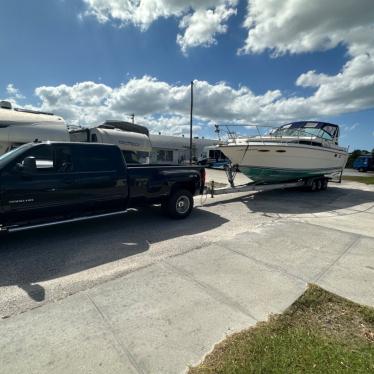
0;101;68;154
69;121;152;164
0;102;152;162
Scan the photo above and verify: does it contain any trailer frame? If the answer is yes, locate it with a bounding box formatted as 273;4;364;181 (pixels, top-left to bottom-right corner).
206;164;344;197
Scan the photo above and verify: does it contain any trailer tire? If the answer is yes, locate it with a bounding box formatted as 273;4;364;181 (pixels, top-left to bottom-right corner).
316;179;323;191
163;189;193;219
321;178;328;190
310;179;318;192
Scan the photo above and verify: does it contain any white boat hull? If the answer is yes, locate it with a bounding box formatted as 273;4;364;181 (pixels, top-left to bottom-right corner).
218;143;348;182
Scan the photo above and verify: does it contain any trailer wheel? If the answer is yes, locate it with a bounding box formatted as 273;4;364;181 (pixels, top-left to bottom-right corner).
163;189;193;219
316;179;323;191
321;178;328;190
310;179;318;192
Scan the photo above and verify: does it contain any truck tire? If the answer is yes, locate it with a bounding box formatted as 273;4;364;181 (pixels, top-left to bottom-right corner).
163;189;193;219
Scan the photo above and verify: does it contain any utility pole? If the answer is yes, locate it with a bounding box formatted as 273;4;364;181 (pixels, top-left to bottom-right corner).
130;113;135;124
189;81;194;164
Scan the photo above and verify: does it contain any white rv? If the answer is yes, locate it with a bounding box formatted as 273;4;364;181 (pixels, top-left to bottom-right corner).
0;102;152;163
0;101;68;154
69;121;152;164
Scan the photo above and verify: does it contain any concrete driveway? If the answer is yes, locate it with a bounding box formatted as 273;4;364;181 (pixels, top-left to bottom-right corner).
343;168;374;177
0;172;373;373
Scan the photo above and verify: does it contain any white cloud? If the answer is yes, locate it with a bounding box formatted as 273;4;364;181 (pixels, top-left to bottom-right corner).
177;4;237;54
82;0;237;52
12;59;368;135
6;84;25;100
240;0;374;56
31;76;283;132
237;0;374;121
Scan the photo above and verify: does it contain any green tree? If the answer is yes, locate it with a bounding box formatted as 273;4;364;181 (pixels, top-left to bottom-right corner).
346;149;363;168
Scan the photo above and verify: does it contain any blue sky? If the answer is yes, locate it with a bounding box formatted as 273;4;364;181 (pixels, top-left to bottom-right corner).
1;0;373;151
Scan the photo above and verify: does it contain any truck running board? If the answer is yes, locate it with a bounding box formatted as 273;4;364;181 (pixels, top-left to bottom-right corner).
4;210;128;233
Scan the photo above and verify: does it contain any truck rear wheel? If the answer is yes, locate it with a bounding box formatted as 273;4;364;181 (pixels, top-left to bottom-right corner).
163;189;193;219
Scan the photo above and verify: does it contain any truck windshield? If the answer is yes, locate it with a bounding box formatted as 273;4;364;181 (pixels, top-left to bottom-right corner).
0;143;34;169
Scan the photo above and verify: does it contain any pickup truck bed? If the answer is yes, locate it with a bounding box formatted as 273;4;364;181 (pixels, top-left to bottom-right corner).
0;142;205;233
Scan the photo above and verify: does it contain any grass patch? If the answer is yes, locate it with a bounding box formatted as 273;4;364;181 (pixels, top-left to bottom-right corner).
189;285;374;374
342;176;374;185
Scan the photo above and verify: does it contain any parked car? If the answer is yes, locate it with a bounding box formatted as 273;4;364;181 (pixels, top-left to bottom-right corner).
353;155;374;172
0;142;205;233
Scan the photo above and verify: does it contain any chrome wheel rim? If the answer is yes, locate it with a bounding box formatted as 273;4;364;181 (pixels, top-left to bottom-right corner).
176;195;190;214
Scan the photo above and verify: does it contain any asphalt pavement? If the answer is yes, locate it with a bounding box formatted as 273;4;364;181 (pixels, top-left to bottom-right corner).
0;170;373;373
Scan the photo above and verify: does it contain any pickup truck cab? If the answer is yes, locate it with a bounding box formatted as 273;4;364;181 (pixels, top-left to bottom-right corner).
0;142;205;233
353;155;374;172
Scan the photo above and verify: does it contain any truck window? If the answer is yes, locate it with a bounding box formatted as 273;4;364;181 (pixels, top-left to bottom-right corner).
10;145;74;173
74;146;117;172
123;151;140;164
19;145;55;171
54;146;73;172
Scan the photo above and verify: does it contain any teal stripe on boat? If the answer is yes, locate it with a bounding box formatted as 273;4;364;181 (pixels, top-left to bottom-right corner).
240;166;340;183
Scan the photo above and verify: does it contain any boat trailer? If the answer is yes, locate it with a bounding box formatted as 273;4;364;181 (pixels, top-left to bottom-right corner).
206;164;343;197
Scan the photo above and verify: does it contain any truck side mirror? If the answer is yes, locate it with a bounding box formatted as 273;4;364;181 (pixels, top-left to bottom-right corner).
22;156;37;173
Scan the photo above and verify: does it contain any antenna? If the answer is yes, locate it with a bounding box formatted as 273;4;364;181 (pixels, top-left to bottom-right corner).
214;124;221;141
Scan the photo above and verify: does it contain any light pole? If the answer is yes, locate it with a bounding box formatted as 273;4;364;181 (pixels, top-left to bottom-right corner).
189;81;194;164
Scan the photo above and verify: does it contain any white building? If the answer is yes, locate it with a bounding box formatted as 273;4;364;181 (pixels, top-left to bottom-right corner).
149;134;216;164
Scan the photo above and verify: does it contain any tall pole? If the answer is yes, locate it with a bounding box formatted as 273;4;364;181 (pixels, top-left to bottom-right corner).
189;81;194;164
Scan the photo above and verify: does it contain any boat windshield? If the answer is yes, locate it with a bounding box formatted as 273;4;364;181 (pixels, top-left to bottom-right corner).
272;122;338;141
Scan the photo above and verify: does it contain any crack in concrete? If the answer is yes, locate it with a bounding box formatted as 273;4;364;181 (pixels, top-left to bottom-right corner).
223;244;309;284
161;261;259;322
86;293;145;374
313;236;362;283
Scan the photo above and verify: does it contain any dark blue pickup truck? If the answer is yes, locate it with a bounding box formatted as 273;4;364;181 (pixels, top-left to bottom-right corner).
353;155;374;172
0;142;205;233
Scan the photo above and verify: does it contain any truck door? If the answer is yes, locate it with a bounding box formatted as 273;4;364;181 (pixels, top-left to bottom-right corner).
0;144;78;225
72;145;129;212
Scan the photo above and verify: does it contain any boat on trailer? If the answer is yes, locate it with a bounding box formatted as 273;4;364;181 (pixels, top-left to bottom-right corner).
217;121;348;184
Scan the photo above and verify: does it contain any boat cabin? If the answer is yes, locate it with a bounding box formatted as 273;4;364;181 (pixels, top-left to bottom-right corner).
271;121;340;145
